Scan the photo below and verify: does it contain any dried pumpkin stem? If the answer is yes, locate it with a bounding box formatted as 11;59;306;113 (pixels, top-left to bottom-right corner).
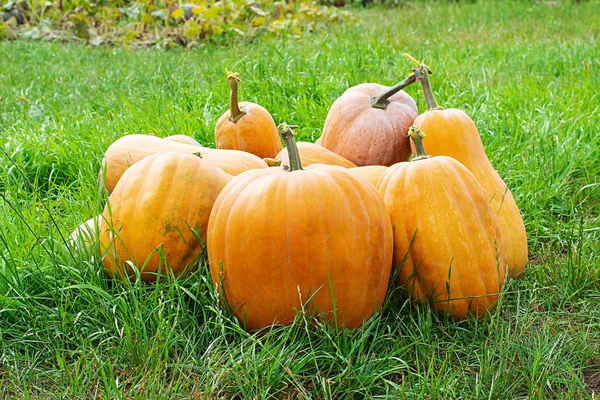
263;157;282;167
277;123;303;172
408;126;432;161
418;67;441;111
371;64;426;110
227;72;246;123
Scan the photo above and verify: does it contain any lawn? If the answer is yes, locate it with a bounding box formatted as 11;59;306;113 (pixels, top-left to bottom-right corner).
1;1;599;398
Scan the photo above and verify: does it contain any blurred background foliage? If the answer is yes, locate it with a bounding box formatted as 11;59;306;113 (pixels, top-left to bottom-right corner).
0;0;357;47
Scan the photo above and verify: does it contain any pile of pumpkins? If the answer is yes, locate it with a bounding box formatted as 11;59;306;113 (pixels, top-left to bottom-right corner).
71;60;528;331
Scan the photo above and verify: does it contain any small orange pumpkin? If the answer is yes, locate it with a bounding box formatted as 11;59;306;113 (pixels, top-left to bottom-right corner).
100;152;231;282
317;67;423;166
273;141;356;169
100;134;266;192
214;73;282;159
208;124;393;331
378;127;506;319
411;62;528;278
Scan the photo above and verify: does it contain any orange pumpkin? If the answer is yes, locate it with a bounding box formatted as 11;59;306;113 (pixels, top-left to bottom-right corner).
165;134;202;146
411;64;528;278
347;165;388;187
100;152;231;282
100;134;266;192
273;141;356;169
214;73;282;158
317;67;423;166
208;124;393;331
378;127;506;319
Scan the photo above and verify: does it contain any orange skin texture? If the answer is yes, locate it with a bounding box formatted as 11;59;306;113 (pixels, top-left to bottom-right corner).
378;156;506;319
347;165;388;187
215;102;283;159
100;152;231;282
100;134;266;193
165;134;202;146
208;166;393;331
275;142;357;169
317;83;418;166
413;109;528;277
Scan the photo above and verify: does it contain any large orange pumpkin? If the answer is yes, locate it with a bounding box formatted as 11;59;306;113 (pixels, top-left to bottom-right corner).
273;141;356;169
100;152;231;282
316;66;423;166
214;73;282;159
411;64;528;278
100;134;266;192
208;124;393;331
378;127;506;319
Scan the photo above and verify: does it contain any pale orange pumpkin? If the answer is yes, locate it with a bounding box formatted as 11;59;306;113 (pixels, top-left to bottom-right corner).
165;134;202;146
411;63;528;277
208;124;393;331
273;141;356;169
69;215;102;252
317;67;424;166
100;134;266;193
378;127;506;319
214;73;282;158
347;165;388;187
100;152;231;282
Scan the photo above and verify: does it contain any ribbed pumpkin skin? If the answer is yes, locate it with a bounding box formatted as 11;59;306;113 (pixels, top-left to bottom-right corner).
413;110;528;277
378;156;506;318
318;84;418;166
208;167;393;331
100;134;266;192
347;165;388;187
275;142;356;169
215;102;283;159
100;152;231;282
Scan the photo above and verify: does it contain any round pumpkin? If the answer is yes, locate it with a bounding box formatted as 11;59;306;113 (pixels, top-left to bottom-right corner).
165;134;202;146
214;72;282;159
100;152;231;282
317;67;424;166
378;127;506;319
100;134;266;193
347;165;388;187
208;124;393;331
274;141;356;169
411;64;528;278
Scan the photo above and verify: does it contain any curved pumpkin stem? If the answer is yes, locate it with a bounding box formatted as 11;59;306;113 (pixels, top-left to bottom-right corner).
371;64;426;110
408;126;432;161
227;72;246;123
277;123;303;172
400;54;442;111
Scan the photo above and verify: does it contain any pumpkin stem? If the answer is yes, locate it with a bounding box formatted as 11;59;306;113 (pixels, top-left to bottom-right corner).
227;72;246;123
371;64;426;110
277;123;303;172
408;126;432;161
263;157;282;167
418;66;441;111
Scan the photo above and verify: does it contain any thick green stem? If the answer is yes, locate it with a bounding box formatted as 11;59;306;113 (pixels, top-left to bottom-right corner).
371;64;426;110
408;126;431;161
227;73;246;123
277;123;303;172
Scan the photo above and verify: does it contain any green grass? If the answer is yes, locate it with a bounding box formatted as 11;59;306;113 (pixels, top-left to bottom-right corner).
1;1;599;398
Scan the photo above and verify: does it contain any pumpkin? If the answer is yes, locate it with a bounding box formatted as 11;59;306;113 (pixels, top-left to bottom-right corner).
347;165;388;187
214;72;282;158
69;215;102;252
165;134;202;146
411;63;528;278
100;152;231;282
316;66;424;166
273;141;356;169
378;127;506;319
207;123;393;331
100;134;266;193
